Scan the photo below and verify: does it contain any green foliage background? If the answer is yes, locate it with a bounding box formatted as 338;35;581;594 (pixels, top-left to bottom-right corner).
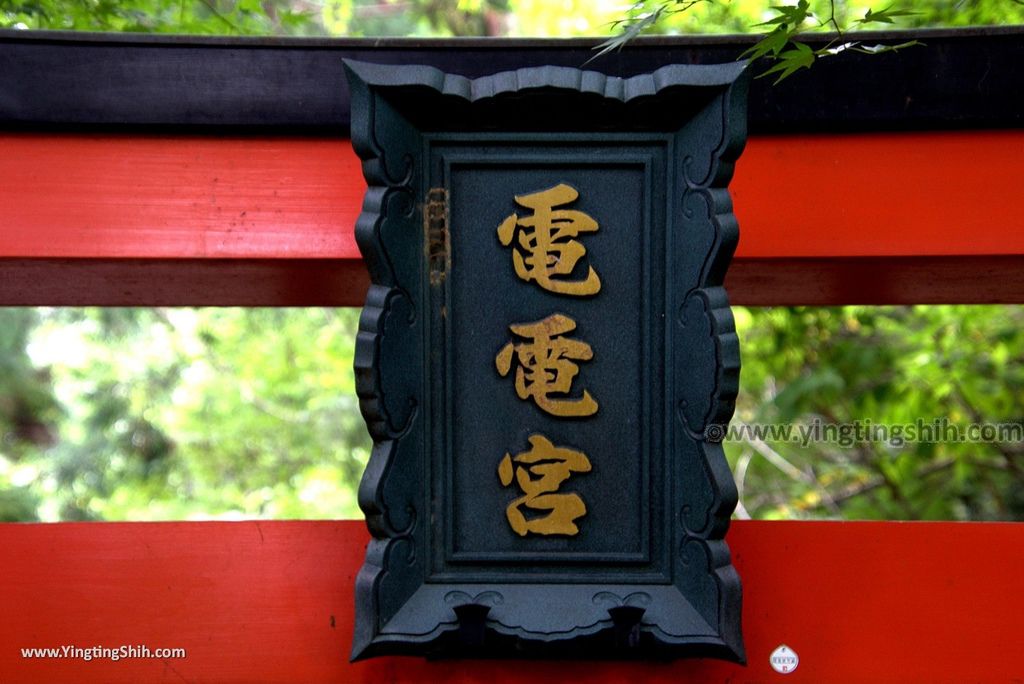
2;304;1021;522
4;0;1023;36
732;306;1024;520
0;0;1021;522
0;309;368;520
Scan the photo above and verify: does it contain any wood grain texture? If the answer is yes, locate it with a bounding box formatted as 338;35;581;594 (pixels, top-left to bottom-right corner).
2;132;1022;306
0;259;370;306
731;131;1024;259
2;256;1023;306
726;255;1024;306
0;134;364;259
2;131;1023;260
4;28;1024;133
0;520;1020;683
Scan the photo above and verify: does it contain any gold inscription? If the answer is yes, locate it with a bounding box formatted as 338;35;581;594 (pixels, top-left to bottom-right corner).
498;434;592;536
496;183;601;296
495;313;598;418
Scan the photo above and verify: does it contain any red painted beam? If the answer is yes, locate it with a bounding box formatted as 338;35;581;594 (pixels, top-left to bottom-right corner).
0;134;364;260
0;520;1020;683
2;131;1024;305
2;131;1023;259
733;130;1024;259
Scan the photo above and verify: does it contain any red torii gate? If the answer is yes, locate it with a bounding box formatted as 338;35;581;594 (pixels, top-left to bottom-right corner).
0;28;1022;683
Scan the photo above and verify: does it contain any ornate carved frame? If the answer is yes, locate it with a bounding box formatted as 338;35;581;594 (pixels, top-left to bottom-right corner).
347;59;748;661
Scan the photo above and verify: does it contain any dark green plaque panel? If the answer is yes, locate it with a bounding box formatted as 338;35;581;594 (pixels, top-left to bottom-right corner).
347;60;747;661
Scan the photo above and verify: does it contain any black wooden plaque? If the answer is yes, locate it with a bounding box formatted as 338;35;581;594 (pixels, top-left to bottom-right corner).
348;59;747;661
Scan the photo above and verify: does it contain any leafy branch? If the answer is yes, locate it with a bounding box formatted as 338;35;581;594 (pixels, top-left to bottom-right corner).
594;0;923;83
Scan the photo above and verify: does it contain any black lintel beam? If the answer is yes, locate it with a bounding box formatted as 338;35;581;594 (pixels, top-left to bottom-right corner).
2;27;1023;134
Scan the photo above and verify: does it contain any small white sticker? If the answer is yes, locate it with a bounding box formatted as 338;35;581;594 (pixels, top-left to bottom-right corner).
769;644;799;674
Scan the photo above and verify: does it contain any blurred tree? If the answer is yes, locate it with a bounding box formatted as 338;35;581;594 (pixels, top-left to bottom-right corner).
0;0;322;34
4;304;1020;522
606;0;1024;36
5;308;369;520
729;306;1024;520
0;310;60;453
5;0;1022;37
597;0;1024;81
0;0;514;36
0;309;60;521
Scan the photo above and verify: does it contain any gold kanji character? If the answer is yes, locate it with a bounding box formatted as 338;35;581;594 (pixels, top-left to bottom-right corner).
496;183;602;296
498;434;592;536
495;313;598;417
